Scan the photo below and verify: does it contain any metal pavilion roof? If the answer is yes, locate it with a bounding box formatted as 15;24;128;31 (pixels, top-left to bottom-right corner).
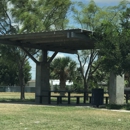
0;29;94;54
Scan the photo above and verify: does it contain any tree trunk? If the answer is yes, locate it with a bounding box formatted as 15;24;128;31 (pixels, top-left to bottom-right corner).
60;79;66;96
20;86;25;100
84;79;88;100
18;63;25;100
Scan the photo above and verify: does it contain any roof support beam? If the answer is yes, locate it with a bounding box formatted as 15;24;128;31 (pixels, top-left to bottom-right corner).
0;39;19;45
48;51;58;64
20;46;39;64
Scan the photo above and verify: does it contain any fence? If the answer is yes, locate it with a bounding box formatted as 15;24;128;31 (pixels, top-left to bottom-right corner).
0;86;35;93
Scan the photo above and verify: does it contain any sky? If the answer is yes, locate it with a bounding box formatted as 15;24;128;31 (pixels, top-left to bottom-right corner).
79;0;130;6
30;0;130;80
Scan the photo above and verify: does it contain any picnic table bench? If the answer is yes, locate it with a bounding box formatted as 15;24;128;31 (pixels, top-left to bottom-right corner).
37;91;110;105
50;91;86;104
37;90;130;105
50;91;109;105
50;95;84;104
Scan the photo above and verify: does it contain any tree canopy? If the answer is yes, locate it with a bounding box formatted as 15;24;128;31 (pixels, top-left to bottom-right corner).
0;56;31;86
50;57;77;91
9;0;72;32
94;2;130;75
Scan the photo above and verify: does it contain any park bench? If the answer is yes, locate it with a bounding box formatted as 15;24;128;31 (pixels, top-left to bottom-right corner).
50;93;85;104
38;91;110;105
50;92;130;105
50;91;110;105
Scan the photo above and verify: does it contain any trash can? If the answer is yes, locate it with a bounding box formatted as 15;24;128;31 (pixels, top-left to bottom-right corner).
91;88;104;107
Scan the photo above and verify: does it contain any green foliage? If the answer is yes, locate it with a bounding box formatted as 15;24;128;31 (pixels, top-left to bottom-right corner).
72;1;112;91
88;67;109;90
0;56;31;86
94;3;130;75
72;0;121;31
0;0;17;34
50;57;77;90
106;104;124;109
51;57;76;80
94;22;122;74
106;104;130;110
71;83;84;92
23;61;31;84
0;58;18;86
72;0;102;30
76;49;100;91
9;0;72;32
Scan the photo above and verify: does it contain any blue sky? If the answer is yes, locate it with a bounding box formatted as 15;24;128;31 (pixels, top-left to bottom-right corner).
30;0;130;80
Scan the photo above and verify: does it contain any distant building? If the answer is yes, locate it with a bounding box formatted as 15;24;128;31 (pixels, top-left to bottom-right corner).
27;80;35;87
27;79;73;90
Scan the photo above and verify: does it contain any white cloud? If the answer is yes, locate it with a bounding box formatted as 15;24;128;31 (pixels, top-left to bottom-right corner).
55;53;65;58
94;0;130;2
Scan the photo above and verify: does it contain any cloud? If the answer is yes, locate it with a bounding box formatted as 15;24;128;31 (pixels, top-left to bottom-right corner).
55;53;65;58
49;52;74;59
91;0;130;5
94;0;130;2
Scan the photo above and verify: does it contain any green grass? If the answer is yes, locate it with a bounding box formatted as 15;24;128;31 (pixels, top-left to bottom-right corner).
0;92;35;103
0;92;130;130
1;104;130;130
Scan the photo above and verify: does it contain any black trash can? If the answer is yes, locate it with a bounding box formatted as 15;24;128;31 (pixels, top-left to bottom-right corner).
91;88;104;107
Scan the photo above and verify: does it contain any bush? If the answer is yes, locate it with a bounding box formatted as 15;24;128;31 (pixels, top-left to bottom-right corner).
106;104;130;110
106;104;124;109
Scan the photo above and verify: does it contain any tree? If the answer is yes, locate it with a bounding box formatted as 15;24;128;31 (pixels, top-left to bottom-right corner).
76;50;99;92
121;7;130;87
87;61;109;91
0;0;17;34
72;0;103;30
91;1;130;104
94;4;130;75
0;57;18;86
0;41;38;99
72;0;129;93
50;57;76;94
72;0;105;92
9;0;72;32
0;0;36;99
0;56;31;86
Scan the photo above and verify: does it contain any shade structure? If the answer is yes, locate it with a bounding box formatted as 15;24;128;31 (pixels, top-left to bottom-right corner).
0;29;94;53
0;29;94;104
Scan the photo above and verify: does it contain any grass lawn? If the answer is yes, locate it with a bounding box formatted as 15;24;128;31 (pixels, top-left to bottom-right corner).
0;92;130;130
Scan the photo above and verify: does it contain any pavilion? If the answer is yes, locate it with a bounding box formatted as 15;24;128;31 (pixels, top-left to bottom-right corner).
0;29;124;105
